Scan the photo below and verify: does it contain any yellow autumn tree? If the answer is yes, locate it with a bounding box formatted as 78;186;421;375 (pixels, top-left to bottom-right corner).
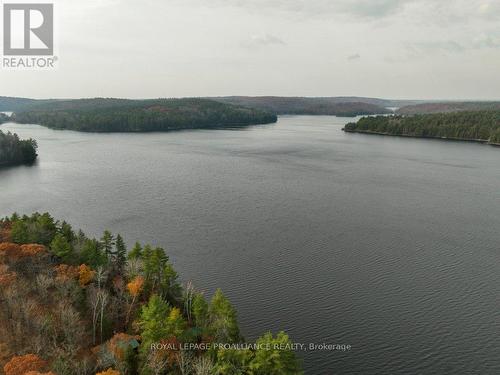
125;275;144;324
78;264;96;286
127;275;144;297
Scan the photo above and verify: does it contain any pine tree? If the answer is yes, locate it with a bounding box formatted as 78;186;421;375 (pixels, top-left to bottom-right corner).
128;242;142;260
101;230;115;257
115;234;127;270
50;233;73;262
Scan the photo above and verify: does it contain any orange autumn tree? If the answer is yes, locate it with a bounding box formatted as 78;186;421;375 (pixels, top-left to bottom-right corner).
0;243;21;261
24;372;57;375
3;354;47;375
125;275;144;324
78;264;96;286
96;368;120;375
108;333;140;361
20;244;46;257
54;264;79;283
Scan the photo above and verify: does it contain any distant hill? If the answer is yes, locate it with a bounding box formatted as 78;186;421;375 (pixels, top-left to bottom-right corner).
12;98;278;132
212;96;395;116
0;97;38;112
397;102;500;115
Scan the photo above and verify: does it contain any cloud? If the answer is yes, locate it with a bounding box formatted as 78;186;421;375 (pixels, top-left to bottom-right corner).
348;53;361;61
407;40;465;55
242;33;286;48
179;0;412;18
335;0;412;18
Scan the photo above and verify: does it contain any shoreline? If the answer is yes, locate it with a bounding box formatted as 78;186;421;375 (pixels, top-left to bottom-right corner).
343;128;499;146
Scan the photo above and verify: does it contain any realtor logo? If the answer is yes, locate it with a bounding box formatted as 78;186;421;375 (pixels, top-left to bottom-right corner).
2;3;56;69
3;3;53;55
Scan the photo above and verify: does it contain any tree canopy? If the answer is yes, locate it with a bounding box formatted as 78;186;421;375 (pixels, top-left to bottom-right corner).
13;98;278;132
0;130;38;166
0;212;303;375
344;111;500;145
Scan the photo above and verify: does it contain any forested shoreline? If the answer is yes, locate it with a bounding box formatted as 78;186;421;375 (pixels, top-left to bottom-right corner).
0;213;302;375
12;98;278;133
343;111;500;145
0;130;38;166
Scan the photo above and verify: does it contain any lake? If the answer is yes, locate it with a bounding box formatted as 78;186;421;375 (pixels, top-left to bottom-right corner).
1;116;500;374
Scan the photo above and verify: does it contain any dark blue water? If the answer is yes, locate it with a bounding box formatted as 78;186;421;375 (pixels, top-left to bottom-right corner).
1;116;500;374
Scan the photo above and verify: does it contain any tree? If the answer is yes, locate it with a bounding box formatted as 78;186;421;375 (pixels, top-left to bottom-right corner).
209;289;241;343
192;293;209;330
50;234;73;262
60;221;75;243
160;262;182;303
214;348;253;375
126;276;145;325
78;264;96;286
95;369;120;375
115;234;127;270
10;221;29;243
101;230;115;257
4;354;47;375
81;239;107;268
127;242;142;260
249;332;302;375
166;307;186;338
138;294;171;346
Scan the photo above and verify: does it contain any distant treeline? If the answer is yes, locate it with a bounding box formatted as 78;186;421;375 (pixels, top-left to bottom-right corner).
13;98;277;132
213;96;392;116
0;130;38;166
344;111;500;144
397;102;500;115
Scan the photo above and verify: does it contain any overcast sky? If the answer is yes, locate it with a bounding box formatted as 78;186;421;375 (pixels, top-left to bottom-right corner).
1;0;500;100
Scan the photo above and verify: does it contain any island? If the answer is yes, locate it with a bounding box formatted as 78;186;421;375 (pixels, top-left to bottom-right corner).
0;213;303;375
343;111;500;146
0;129;38;166
11;98;278;132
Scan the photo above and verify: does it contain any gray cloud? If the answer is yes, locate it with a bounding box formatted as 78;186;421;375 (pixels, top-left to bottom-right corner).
3;0;500;100
180;0;413;18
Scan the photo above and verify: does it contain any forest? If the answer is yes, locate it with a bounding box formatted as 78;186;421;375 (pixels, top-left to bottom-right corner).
344;111;500;145
12;99;278;132
213;96;392;116
0;213;302;375
397;101;500;115
0;130;38;166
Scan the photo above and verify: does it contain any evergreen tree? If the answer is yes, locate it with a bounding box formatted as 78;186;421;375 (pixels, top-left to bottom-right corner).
50;233;73;262
115;234;127;270
128;242;143;260
209;289;241;343
101;230;115;257
249;332;302;375
138;294;171;346
81;238;107;268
